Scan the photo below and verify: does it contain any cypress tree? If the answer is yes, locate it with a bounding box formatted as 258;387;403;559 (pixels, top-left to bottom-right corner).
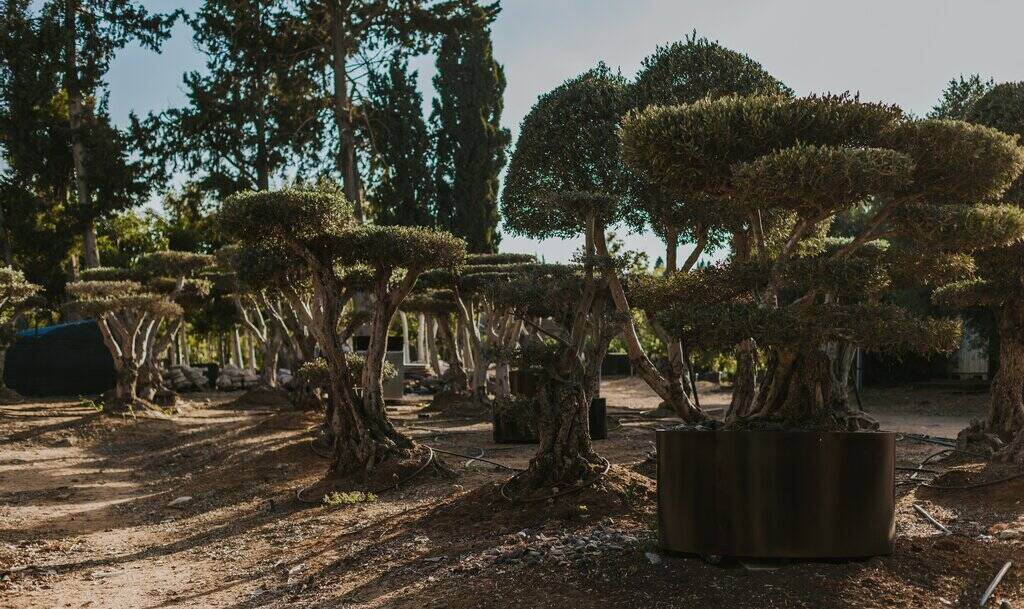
363;53;435;227
432;5;509;253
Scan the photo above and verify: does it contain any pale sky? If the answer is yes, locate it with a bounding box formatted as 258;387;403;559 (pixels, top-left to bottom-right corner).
107;0;1024;263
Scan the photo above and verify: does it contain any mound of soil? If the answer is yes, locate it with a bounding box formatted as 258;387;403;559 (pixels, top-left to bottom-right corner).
420;391;489;418
0;387;25;405
418;466;655;536
226;385;293;410
297;445;453;505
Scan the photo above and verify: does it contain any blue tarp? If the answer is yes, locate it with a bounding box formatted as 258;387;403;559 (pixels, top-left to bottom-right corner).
5;320;115;396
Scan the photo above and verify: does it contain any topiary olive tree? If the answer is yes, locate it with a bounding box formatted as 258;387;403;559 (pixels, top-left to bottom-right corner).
491;261;618;488
219;187;465;472
133;251;214;399
400;288;468;397
503;65;640;486
416;252;537;407
0;267;42;402
622;94;1024;430
935;82;1024;461
632;35;792;415
68;251;213;410
67;279;184;412
214;244;291;388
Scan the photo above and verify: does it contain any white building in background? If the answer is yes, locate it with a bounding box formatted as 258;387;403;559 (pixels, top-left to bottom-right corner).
952;319;990;380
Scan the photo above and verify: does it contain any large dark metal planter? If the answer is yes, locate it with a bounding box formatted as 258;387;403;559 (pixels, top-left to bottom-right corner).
493;410;538;444
656;429;895;559
590;397;607;440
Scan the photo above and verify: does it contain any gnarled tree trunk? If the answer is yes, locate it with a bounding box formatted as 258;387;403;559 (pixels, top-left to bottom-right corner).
746;347;875;431
726;338;757;421
523;356;603;488
963;303;1024;462
594;227;703;422
308;266;414;473
0;347;22;402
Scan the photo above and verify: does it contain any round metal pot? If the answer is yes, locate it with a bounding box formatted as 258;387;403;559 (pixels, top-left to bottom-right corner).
656;429;895;558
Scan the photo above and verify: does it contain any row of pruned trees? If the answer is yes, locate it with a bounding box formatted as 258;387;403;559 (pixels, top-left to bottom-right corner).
494;38;1024;484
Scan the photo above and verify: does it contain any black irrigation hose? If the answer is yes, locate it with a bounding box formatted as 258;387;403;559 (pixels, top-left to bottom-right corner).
430;447;524;472
295;445;437;505
920;471;1024;491
896;433;958;448
308;438;333;460
895;443;1024;492
499;457;611;504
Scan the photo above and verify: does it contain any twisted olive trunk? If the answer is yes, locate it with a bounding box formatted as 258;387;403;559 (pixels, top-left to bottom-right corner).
309;267;403;473
113;357;141;409
436;316;470;394
425;315;442;376
524;361;601;487
259;329;282;388
726;338;757;421
988;303;1024;446
593;225;703;422
0;347;20;402
746;346;875;431
138;319;181;400
521;215;607;489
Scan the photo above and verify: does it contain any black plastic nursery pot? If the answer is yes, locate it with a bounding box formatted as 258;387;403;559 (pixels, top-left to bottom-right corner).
590;397;607;440
492;410;538;444
493;397;607;444
656;429;895;559
508;367;544;396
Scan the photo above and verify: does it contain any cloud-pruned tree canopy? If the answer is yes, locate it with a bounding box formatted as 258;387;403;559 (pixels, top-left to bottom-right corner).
621;93;1024;429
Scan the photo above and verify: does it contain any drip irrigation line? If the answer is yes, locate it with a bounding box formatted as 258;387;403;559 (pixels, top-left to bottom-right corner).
896;466;940;473
499;457;611;504
897;446;1024;492
912;503;951;535
980;561;1013;607
430;447;523;472
308;438;333;460
896;433;959;449
295;446;437;505
920;472;1024;491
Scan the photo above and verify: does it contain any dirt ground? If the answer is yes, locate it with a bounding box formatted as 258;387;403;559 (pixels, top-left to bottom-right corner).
1;378;1021;609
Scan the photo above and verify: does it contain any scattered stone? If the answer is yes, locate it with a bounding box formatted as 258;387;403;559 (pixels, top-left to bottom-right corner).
167;496;193;508
645;552;662;565
482;525;642;569
57;436;76;447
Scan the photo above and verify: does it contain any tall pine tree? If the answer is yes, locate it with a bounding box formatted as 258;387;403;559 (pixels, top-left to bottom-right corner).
134;0;326;199
0;0;151;295
363;53;435;226
432;5;509;253
295;0;483;222
46;0;179;268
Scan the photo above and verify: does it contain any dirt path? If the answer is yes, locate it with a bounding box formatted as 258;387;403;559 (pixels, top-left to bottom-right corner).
0;397;289;607
1;382;1021;609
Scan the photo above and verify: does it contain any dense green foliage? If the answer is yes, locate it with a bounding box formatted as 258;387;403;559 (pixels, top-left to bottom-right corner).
929;73;993;120
133;0;324;197
622;93;1024;426
503;64;639;238
432;5;509;252
364;54;435;227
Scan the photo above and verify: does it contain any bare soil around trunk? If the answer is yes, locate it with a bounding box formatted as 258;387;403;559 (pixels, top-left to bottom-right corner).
1;380;1021;608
